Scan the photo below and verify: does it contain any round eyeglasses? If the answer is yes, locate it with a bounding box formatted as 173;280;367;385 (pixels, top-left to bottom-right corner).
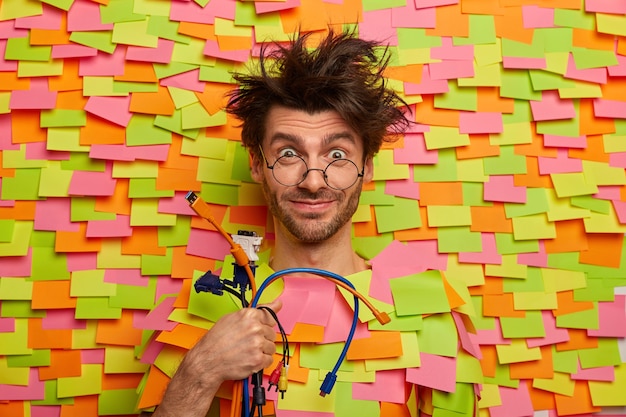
260;148;365;191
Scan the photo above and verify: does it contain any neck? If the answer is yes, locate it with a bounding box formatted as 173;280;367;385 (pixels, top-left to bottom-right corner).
268;223;368;277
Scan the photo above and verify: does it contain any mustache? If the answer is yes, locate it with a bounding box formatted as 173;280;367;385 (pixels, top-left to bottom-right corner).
282;189;340;201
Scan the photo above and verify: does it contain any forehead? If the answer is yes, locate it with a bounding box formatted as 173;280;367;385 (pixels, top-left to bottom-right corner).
263;106;362;150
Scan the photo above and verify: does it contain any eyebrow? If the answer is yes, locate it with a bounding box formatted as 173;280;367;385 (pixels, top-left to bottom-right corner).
269;131;358;147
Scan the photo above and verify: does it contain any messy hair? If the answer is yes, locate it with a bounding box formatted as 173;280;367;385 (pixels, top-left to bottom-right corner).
225;29;412;159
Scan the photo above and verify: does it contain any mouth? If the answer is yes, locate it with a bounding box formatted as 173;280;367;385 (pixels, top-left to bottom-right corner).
290;199;334;212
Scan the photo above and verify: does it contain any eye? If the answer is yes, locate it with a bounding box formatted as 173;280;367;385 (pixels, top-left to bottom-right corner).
328;149;347;159
277;148;298;158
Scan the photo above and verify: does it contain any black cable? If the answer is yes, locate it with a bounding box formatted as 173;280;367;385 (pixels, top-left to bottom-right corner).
222;286;248;307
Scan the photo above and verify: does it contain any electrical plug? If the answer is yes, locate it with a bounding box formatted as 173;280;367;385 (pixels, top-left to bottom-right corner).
319;372;337;397
278;364;288;399
268;362;283;392
194;270;224;295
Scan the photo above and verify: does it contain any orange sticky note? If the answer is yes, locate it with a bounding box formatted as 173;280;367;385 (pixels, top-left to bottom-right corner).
555;329;598;352
420;182;464;205
494;6;533;44
130;86;175;116
94;179;131;216
482;294;526;318
11;110;47;144
456;134;500;160
477;87;515;114
552;291;595;318
60;395;99;417
161;135;198;170
544;219;588;254
39;349;82;380
121;226;166;256
171;249;215;281
80;115;126;145
578;101;615;137
287;322;324;343
30;13;71;45
0;201;36;220
347;330;403;360
414;95;460;128
115;61;158;83
96;310;143;346
470;203;513;233
137;365;170;409
155;322;208;349
55;223;102;253
56;90;89;111
31;280;77;310
49;59;82;92
555;381;601;415
156;166;202;192
509;345;553;379
195;83;232;116
426;4;469;37
28;318;72;349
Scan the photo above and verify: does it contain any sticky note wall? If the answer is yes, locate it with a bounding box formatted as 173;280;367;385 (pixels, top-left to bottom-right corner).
1;0;626;416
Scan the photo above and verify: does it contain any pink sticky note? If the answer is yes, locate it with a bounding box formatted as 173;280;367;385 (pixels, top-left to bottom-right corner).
489;381;534;417
84;95;132;127
359;9;398;46
503;56;546;69
459;232;502;265
429;59;474;80
393;133;438;165
280;276;336;329
275;411;334;417
81;348;105;364
353;369;407;403
160;68;205;93
391;4;436;28
585;0;626;14
276;289;310;334
526;310;569;348
170;0;236;24
42;309;87;330
452;311;482;359
594;185;622;201
126;38;174;64
0;114;18;151
104;268;150;286
608;54;626;77
0;368;45;401
204;40;250;63
517;241;548;267
139;339;165;364
475;318;510;346
522;5;555;28
322;289;369;343
255;0;300;14
15;4;63;29
587;296;626;338
67;0;114;32
404;65;449;95
0;313;15;332
34;198;80;232
89;144;169;162
10;79;57;110
0;247;32;277
459;111;503;134
155;275;183;304
593;99;626;119
134;296;178;331
25;142;69;161
52;44;98;59
79;47;127;77
543;134;587;149
66;252;98;272
406;353;456;392
572;362;615;382
483;175;526;203
69;164;117;197
414;0;458;8
158;192;197;216
186;229;231;260
431;37;474;61
0;20;28;38
530;90;576;121
385;170;420;200
565;53;607;84
86;215;133;238
612;199;626;224
538;149;583;174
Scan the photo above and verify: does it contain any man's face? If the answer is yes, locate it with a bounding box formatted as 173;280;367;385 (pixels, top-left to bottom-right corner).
251;106;373;243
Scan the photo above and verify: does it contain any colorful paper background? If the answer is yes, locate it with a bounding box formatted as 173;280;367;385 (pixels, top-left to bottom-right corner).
1;0;626;416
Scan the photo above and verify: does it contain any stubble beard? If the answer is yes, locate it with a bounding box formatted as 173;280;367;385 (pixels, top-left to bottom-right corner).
263;180;363;243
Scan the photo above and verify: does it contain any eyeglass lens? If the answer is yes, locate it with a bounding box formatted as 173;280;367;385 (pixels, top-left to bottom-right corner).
272;155;360;190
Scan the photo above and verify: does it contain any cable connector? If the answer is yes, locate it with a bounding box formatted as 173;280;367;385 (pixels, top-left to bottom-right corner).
277;364;288;399
268;362;282;392
319;371;337;397
251;371;266;407
194;270;224;295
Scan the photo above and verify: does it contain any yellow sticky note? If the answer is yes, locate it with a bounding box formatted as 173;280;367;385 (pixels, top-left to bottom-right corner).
478;383;502;408
427;205;472;227
57;364;103;398
104;346;150;374
112;160;159;178
0;221;32;257
513;291;558;310
540;268;586;293
71;270;117;297
97;240;141;269
0;277;33;300
490;122;533;146
596;13;626;37
603;134;626;153
546;188;591;221
38;163;73;197
365;331;421;372
457;158;489;182
335;361;375;383
583;160;626;186
0;356;30;385
18;59;64;78
112;20;158;48
512;213;556;240
372;150;410;181
446;255;486;287
495;339;542;364
277;369;335;413
485;254;527;279
181;103;227;129
588;363;626;406
83;76;127;97
336;270;394;323
533;372;576;396
47;127;90;152
583;208;626;234
458;62;501;87
550;172;599;198
0;318;31;356
130;199;177;226
558;80;602;99
424;126;470;150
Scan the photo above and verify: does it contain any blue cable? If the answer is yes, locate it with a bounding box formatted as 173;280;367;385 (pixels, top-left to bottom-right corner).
248;267;360;401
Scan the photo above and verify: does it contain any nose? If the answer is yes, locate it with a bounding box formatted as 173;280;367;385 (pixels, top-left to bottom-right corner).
298;167;328;192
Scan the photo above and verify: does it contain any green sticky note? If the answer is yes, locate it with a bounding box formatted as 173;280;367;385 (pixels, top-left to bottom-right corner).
336;270;394;323
83;76;127;97
0;277;33;300
502;38;544;58
199;62;238;84
529;69;576;91
470;296;496;331
427;205;471;227
71;197;116;221
0;92;10;114
552;346;578;374
69;31;116;54
18;59;64;78
182;103;227;129
390;270;450;316
455;14;496;45
535;27;573;53
5;35;51;61
75;297;122;319
489;123;533;146
1;168;43;201
0;356;30;385
334;382;379;417
61;153;106;172
96;294;142;333
98;389;141;415
485;254;528;279
130;199;177;227
188;271;240;322
100;0;145;23
413;149;458;182
359;182;396;206
555;304;599;330
153;61;199;80
432;382;476;415
438;226;483;253
502;99;533;124
172;38;217;67
374;197;421;233
512;214;556;240
596;12;626;37
200;182;239;206
457;158;489;183
483;363;519;389
70;270;116;297
424;126;471;149
365;331;421;371
417;313;458;357
579;338;622;368
544;52;570;75
47;127;90;152
146;15;191;44
503;267;544;292
397;28;441;49
574;277;615;302
300;341;354;371
231;143;253;183
483;146;527;175
536;117;582;139
500;69;542;101
168;86;197;108
40;109;87;128
541;267;586;292
0;0;42;19
30;246;69;281
197;149;239;185
57;364;103;398
0;219;15;243
504;188;548;218
550;172;599;198
41;0;73;11
558;81;603;99
372;150;410;181
182;136;228;159
128;178;175;198
352;233;394;261
141;248;173;276
363;0;405;10
154;109;201;139
158;215;191;247
113;79;159;94
500;310;546;338
554;7;596;30
1;300;44;318
494;232;539;254
368;310;423;331
126;114;172;146
104;346;150;374
6;349;51;367
572;47;618;70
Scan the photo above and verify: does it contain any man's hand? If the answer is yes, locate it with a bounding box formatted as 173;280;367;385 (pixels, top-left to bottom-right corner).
153;298;282;417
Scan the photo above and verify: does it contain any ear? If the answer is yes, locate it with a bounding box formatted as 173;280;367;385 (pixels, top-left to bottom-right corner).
362;156;374;184
250;152;264;183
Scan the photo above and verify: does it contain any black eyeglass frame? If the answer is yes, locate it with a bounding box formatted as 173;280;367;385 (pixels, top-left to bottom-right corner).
258;146;365;191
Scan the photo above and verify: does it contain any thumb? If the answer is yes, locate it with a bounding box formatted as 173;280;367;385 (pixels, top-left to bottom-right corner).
260;297;282;314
